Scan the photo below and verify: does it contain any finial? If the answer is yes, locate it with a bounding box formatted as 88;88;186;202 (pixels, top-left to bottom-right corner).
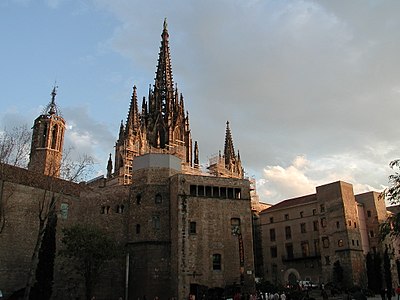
163;18;168;31
107;153;113;179
48;84;58;115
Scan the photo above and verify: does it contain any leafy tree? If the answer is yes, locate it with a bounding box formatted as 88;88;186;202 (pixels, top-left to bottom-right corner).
381;160;400;238
396;259;400;285
366;252;383;293
60;224;119;300
384;248;393;292
366;253;374;291
373;252;383;292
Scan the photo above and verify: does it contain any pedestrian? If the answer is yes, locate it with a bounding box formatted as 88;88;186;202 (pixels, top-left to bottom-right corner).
273;292;279;300
381;289;387;300
388;288;393;300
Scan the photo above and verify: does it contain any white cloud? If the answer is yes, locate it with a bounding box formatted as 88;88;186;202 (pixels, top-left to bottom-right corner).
257;152;392;204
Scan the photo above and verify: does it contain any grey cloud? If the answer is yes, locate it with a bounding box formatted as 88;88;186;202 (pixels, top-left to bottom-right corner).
84;1;400;200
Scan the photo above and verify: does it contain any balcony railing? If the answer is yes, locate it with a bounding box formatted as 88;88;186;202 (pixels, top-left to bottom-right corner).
281;253;321;262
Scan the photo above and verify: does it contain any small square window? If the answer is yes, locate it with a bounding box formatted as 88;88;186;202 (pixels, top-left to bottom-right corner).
152;216;160;230
284;214;289;220
189;221;197;234
322;237;329;248
285;226;292;239
300;223;306;233
270;228;276;242
155;194;162;204
367;210;372;217
313;220;319;231
212;254;222;270
60;203;69;219
270;246;277;258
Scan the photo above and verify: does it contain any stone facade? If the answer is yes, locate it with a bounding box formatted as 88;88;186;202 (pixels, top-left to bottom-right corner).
259;181;390;288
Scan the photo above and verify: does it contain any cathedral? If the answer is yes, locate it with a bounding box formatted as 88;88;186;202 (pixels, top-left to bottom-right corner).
111;19;243;185
0;20;255;300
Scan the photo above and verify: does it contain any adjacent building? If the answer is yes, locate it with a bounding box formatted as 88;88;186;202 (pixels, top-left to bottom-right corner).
259;181;394;288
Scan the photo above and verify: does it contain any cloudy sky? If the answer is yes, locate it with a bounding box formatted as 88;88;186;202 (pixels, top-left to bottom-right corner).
1;0;400;204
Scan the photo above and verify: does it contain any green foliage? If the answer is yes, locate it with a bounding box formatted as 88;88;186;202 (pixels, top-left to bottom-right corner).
60;224;119;300
396;259;400;284
384;249;393;291
32;210;57;300
366;252;383;293
380;159;400;239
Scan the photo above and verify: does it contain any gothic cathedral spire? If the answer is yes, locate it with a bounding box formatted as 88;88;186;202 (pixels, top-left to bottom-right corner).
208;121;244;179
113;19;194;185
28;86;65;177
224;121;235;167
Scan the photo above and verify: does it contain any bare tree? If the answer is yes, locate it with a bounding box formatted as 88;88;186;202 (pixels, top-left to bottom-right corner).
0;125;31;167
60;147;95;182
23;153;95;300
0;125;96;299
0;125;31;234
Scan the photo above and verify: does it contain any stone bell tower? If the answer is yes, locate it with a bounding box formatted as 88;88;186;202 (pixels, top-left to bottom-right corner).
28;86;65;177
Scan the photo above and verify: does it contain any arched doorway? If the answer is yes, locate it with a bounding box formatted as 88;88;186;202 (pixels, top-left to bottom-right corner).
283;268;300;286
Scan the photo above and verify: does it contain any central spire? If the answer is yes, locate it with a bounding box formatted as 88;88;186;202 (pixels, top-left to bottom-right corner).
224;121;235;165
113;20;195;184
154;18;174;105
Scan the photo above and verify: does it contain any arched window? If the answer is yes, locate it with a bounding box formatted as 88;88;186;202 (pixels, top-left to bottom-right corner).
51;125;58;149
116;205;125;214
41;123;48;147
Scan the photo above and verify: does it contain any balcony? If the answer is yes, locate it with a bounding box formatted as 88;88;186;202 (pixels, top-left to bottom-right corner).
281;253;321;262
